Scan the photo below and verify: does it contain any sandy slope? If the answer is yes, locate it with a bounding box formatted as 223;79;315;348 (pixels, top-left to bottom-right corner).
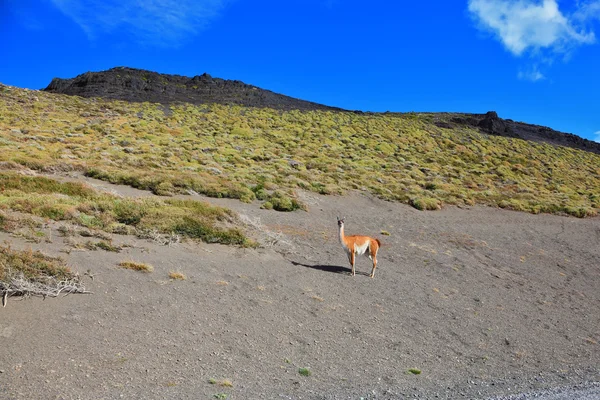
1;175;599;399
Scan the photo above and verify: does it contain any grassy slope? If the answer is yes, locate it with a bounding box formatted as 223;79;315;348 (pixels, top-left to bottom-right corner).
0;172;250;245
1;84;599;217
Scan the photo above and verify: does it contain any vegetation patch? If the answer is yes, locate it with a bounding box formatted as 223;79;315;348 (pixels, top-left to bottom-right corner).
1;86;599;217
410;197;442;211
168;271;186;280
261;190;306;212
118;260;153;273
208;378;233;387
0;172;252;246
93;241;122;252
0;245;87;304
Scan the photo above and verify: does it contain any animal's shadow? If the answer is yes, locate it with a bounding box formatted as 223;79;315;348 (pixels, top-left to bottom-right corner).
290;260;370;276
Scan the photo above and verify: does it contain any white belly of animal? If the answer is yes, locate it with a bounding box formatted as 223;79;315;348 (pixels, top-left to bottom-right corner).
353;241;371;258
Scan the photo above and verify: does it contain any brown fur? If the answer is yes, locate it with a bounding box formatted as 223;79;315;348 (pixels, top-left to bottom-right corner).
337;217;381;278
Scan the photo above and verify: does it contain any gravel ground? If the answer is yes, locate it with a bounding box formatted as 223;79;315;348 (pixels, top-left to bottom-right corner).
1;176;599;399
488;382;600;399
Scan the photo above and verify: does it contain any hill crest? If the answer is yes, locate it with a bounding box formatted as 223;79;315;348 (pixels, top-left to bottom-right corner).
42;67;600;154
43;66;342;112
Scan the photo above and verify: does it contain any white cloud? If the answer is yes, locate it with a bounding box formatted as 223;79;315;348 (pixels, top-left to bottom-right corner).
517;65;545;81
50;0;231;46
594;130;600;143
468;1;600;81
468;0;596;56
574;0;600;22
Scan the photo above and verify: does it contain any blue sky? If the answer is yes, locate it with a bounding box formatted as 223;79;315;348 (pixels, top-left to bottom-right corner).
2;0;600;142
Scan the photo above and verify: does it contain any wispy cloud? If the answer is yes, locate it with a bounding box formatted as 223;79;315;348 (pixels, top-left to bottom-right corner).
50;0;231;46
594;130;600;143
517;65;545;81
468;0;600;79
573;0;600;22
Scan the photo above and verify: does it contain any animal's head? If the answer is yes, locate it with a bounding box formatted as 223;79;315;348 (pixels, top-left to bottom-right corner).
337;216;345;228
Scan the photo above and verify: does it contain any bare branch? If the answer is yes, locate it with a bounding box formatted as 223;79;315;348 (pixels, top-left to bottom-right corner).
238;214;294;249
1;273;91;306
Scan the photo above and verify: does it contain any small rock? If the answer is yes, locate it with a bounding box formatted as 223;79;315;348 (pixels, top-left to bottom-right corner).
288;160;301;169
207;167;222;175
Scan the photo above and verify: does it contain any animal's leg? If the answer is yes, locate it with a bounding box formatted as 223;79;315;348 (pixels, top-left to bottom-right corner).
370;244;378;278
370;255;377;278
350;249;356;276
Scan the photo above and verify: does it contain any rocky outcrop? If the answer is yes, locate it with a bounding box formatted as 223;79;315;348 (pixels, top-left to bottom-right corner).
477;111;512;137
449;111;600;154
43;67;343;112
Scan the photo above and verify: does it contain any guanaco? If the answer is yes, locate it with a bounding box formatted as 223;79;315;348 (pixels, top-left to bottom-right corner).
337;217;381;278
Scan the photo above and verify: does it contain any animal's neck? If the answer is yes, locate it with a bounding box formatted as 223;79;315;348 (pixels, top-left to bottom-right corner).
338;225;345;244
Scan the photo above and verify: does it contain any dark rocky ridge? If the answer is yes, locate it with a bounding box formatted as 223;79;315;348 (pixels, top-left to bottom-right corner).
43;66;343;112
447;111;600;154
43;67;600;154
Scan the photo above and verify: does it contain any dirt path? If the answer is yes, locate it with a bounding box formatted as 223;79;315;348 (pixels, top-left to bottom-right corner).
1;175;599;399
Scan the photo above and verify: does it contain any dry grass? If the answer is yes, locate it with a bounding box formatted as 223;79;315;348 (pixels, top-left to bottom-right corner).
118;260;154;273
0;244;87;303
168;271;186;280
208;378;233;387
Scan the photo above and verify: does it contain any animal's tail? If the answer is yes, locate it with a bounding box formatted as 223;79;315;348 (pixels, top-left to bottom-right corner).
375;238;382;247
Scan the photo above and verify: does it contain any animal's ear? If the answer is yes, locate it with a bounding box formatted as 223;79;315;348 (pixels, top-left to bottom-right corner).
336;216;340;221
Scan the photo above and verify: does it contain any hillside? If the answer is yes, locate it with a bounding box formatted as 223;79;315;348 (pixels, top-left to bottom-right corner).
42;67;600;154
43;67;343;112
2;82;600;218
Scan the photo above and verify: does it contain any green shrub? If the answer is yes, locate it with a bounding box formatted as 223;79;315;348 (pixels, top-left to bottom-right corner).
154;181;175;196
267;191;306;212
173;217;247;245
410;197;442;211
113;200;147;225
261;201;273;210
